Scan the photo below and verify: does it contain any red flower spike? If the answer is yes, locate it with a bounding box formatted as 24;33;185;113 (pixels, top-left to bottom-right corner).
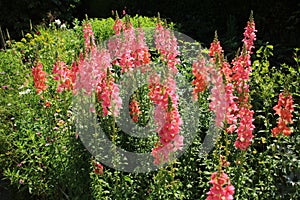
207;171;235;200
271;92;294;137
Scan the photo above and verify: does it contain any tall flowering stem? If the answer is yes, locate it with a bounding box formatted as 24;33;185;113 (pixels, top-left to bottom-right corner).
149;22;183;165
207;14;257;151
231;15;256;150
271;92;294;137
204;15;257;199
75;22;122;117
32;62;48;94
208;33;238;133
207;34;228;128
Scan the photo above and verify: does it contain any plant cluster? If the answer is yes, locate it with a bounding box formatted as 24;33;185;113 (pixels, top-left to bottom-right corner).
0;13;299;200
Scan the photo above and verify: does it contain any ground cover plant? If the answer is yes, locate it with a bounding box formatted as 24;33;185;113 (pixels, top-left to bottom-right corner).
0;13;299;200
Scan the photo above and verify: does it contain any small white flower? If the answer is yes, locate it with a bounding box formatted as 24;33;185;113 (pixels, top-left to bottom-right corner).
55;19;61;26
19;89;31;95
60;23;66;29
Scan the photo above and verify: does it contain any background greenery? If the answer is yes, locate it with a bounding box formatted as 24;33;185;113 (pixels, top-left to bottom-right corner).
1;0;299;65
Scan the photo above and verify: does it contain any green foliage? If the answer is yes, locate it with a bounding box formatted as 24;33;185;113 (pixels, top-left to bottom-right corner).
247;44;300;199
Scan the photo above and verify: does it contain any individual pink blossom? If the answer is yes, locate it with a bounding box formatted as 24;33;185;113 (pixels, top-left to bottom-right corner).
94;162;104;175
52;61;74;92
234;106;255;150
129;98;141;122
108;19;151;73
83;22;96;55
242;16;257;53
192;58;208;99
148;74;183;165
19;179;24;185
225;83;238;133
96;75;122;116
207;171;235;200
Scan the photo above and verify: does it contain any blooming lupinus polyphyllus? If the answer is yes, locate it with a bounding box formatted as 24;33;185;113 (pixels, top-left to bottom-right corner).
271;92;294;137
32;62;48;94
206;171;235;200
